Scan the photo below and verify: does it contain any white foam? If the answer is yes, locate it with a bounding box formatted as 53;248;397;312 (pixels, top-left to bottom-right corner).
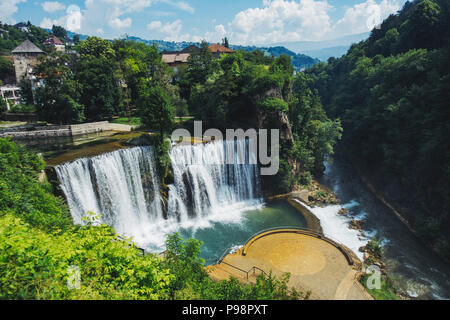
294;199;369;261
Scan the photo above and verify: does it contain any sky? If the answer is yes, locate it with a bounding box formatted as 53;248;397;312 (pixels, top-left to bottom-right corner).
0;0;408;45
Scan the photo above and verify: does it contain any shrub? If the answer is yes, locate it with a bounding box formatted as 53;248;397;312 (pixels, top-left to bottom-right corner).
258;97;289;112
299;172;312;186
8;104;36;114
0;96;6;113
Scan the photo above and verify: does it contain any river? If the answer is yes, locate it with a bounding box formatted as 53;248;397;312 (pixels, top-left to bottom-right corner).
319;151;450;300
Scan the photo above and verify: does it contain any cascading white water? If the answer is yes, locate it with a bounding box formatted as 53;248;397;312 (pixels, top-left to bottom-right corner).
167;139;261;221
55;140;262;250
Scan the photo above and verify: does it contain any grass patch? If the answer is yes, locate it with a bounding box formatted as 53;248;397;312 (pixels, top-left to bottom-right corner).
360;274;399;300
111;117;142;126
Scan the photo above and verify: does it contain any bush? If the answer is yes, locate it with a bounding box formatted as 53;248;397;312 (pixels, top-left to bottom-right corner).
299;172;312;186
258;97;289;112
0;138;72;231
0;213;173;299
0;96;6;113
8;104;36;114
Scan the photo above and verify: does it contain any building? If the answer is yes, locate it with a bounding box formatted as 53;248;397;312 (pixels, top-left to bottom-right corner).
162;52;190;69
0;85;21;111
43;35;65;52
161;45;200;70
13;22;30;33
12;40;45;84
208;44;235;59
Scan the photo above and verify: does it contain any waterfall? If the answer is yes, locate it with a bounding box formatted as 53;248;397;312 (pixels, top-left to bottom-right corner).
55;140;262;250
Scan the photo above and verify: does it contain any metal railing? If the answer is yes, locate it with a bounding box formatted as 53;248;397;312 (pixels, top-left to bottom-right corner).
221;261;267;281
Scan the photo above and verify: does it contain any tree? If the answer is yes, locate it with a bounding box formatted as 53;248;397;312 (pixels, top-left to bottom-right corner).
0;96;6;113
76;36;116;60
73;34;80;45
0;56;14;83
75;37;121;120
34;54;85;124
19;79;34;105
52;25;67;40
138;81;175;140
180;40;216;99
221;37;230;48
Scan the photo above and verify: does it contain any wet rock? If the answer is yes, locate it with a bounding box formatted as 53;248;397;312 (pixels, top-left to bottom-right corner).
338;208;348;216
349;219;366;231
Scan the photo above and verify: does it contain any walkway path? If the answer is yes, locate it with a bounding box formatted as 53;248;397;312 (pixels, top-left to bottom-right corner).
207;229;373;300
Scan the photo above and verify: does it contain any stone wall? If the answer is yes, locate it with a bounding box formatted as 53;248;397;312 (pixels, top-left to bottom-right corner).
13;53;42;83
0;121;133;139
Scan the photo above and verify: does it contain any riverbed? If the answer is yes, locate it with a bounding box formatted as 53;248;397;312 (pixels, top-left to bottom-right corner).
319;151;450;299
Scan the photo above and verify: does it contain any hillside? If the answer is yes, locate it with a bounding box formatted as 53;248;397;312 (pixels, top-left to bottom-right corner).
125;36;320;71
306;0;450;257
0;22;49;54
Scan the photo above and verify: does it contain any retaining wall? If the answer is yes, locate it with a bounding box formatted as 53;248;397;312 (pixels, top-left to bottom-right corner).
0;121;133;139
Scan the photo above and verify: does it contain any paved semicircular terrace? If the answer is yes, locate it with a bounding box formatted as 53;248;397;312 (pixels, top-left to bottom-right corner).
208;229;373;300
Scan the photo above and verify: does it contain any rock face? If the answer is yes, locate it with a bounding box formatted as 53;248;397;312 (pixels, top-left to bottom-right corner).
44;166;65;199
256;87;294;148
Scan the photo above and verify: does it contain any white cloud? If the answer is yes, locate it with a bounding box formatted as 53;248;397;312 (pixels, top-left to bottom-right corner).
204;24;227;43
147;19;193;42
109;17;132;29
220;0;405;45
147;20;162;30
333;0;402;36
42;1;66;13
0;0;26;24
227;0;332;45
39;16;67;29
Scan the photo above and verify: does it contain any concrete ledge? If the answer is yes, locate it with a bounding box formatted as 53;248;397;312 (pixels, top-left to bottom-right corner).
0;121;133;139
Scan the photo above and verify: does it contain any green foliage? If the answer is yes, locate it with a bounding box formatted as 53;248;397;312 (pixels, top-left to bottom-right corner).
0;138;72;231
262;159;296;195
366;239;383;259
0;96;7;113
51;25;67;40
258;97;289;112
307;0;450;240
111;117;141;126
19;79;34;105
299;172;312;186
0;55;14;82
76;37;116;59
35;53;85;124
360;274;399;300
0;213;173;299
138;82;175;136
8;104;35;114
0;23;49;53
75;57;120;120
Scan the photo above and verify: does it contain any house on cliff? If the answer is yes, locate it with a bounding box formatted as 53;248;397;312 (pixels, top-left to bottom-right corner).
208;44;234;59
43;35;65;52
161;45;200;71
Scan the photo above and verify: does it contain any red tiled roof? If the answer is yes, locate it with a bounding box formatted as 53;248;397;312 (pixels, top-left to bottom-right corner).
44;35;64;46
208;44;234;53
